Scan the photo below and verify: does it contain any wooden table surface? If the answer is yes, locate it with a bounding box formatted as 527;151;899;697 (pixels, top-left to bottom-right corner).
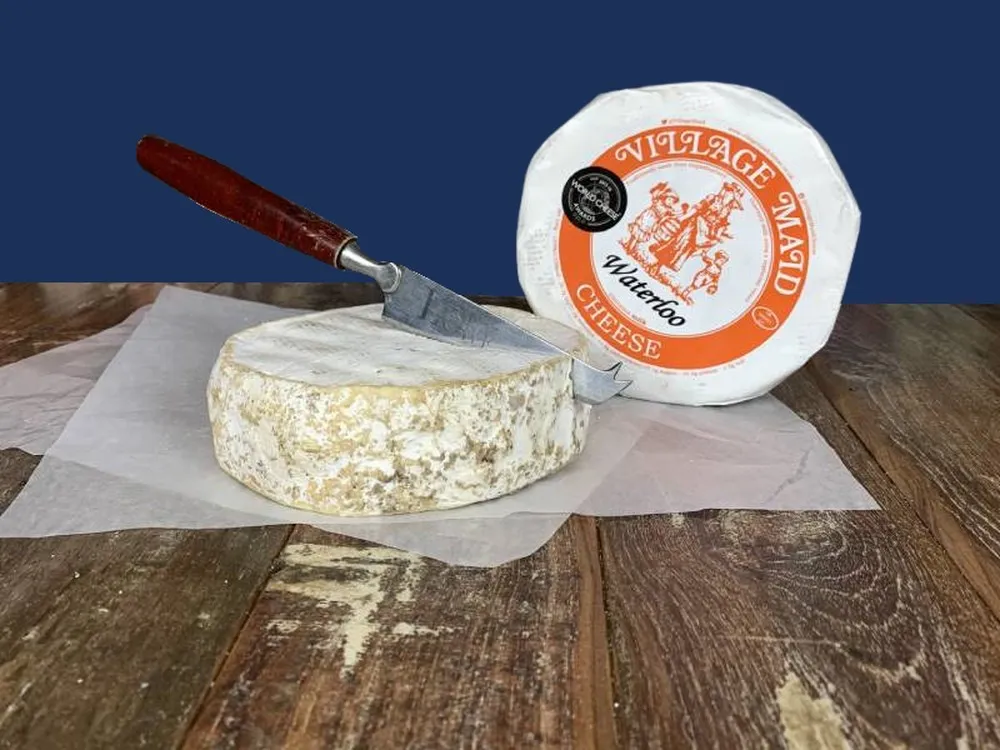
1;282;999;750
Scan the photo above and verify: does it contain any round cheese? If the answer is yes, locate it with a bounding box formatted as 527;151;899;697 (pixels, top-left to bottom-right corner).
206;304;590;516
516;81;860;406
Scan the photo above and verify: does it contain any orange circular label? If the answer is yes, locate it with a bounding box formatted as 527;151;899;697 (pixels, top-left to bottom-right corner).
557;124;811;370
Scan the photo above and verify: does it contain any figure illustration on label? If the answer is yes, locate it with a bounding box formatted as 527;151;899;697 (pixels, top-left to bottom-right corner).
556;124;812;372
619;181;744;305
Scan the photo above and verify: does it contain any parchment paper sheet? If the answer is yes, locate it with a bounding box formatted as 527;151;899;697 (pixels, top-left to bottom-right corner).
0;306;147;454
0;287;876;566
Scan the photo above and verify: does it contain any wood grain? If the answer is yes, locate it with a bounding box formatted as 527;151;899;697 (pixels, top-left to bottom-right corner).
0;283;216;366
182;518;614;750
811;304;1000;619
0;450;37;514
960;304;1000;334
0;283;290;750
0;519;290;749
209;281;534;314
209;281;382;311
599;367;1000;749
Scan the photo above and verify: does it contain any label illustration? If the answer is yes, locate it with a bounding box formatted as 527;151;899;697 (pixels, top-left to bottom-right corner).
557;124;812;370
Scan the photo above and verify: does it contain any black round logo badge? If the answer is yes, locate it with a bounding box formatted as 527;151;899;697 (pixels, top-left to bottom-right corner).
561;166;628;233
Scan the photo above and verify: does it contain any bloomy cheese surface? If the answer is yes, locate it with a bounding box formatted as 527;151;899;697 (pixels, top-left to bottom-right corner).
517;81;860;406
207;304;591;516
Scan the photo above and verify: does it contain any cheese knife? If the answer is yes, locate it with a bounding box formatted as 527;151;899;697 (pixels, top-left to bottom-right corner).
135;135;631;405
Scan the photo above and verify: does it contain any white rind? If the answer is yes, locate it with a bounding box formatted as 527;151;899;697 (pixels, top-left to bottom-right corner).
206;304;591;516
516;81;861;406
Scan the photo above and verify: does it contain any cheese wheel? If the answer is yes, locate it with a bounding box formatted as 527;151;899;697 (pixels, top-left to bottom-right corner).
206;304;590;516
517;81;860;406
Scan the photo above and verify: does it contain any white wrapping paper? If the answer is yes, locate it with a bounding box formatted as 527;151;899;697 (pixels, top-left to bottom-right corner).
0;306;147;454
0;287;876;567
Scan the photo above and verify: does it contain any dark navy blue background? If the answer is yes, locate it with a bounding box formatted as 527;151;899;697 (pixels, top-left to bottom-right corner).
0;2;994;301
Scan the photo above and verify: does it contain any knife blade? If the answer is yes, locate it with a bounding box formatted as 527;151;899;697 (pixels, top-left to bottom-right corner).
135;135;631;405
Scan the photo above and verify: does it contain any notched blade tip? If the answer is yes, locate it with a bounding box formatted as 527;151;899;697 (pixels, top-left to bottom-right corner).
605;362;631;386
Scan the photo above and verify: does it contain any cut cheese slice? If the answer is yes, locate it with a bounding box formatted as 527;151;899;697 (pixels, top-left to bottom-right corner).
517;81;861;406
207;303;591;516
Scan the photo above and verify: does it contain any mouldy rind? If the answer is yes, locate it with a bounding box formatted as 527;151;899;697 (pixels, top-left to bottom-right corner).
207;304;591;516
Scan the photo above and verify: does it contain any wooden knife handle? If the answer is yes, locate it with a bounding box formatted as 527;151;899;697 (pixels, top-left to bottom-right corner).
136;135;356;267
